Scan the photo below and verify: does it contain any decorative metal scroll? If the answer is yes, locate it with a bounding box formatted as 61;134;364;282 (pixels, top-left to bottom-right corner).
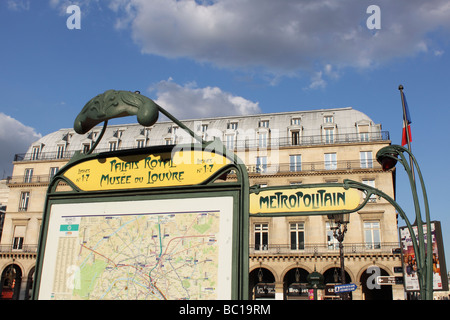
73;89;203;155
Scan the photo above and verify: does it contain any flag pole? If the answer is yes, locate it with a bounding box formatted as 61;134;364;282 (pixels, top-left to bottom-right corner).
399;84;415;183
398;85;433;299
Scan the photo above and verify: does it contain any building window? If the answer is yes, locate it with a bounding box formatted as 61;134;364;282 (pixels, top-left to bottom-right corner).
258;131;268;148
360;151;373;168
324;116;334;123
290;223;305;250
50;167;59;179
24;168;33;183
116;129;124;139
324;128;334;143
228;122;238;130
364;221;381;249
198;124;209;140
13;237;24;250
324;153;337;170
289;155;302;172
291;131;300;145
31;146;40;160
56;145;65;159
165;138;173;145
226;134;235;150
326;222;339;250
259;120;269;128
12;226;26;250
362;179;377;202
136;139;145;148
291;118;301;125
254;223;268;251
359;132;369;142
19;192;30;211
82;143;91;154
256;156;267;173
358;125;370;141
109;141;117;151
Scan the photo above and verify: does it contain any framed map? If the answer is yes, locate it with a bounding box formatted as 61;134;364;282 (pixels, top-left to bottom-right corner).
37;196;234;300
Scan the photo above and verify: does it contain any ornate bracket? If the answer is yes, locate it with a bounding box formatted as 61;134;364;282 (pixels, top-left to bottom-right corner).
73;90;203;154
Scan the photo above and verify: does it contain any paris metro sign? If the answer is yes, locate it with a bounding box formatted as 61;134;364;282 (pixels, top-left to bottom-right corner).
249;184;364;217
32;90;250;300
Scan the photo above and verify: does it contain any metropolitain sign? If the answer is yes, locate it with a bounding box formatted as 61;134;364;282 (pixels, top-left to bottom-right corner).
250;186;361;215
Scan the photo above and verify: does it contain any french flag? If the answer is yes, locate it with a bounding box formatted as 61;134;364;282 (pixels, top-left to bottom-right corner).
401;91;412;146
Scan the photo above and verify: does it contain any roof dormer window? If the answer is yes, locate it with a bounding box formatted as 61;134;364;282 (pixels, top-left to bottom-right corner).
259;120;269;128
324;115;334;123
291;118;301;126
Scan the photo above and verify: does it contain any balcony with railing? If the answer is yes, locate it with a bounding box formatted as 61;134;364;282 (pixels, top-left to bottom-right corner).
249;242;399;256
237;131;390;150
7;174;55;185
14;149;91;162
0;244;38;259
246;159;382;174
13;131;390;163
0;244;37;253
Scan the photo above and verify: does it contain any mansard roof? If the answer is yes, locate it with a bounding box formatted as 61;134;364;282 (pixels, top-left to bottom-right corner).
25;107;382;155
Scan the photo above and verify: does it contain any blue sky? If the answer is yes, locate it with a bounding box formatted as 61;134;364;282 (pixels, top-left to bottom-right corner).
1;1;450;267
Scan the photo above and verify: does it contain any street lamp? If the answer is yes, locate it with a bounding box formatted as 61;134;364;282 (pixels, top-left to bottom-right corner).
328;213;350;300
376;144;433;300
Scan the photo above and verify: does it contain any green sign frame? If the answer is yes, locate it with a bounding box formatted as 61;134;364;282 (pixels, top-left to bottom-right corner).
33;143;249;300
32;90;250;300
249;182;372;217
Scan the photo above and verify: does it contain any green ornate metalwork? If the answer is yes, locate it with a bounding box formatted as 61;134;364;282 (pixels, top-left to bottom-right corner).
377;144;433;300
74;90;159;134
74;90;161;155
249;161;433;300
72;89;203;157
33;91;250;300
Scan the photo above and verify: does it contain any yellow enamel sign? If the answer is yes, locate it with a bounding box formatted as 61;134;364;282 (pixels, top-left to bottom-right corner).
250;187;361;214
63;150;231;191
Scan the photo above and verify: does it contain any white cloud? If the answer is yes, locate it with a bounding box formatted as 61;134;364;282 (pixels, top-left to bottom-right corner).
111;0;450;79
0;113;41;177
303;64;340;90
305;71;326;90
7;0;30;11
149;78;260;120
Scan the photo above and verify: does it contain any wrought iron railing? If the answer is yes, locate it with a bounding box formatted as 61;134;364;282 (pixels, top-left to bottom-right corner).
0;245;38;253
13;131;390;162
7;174;54;185
249;242;399;255
246;159;382;174
235;131;390;149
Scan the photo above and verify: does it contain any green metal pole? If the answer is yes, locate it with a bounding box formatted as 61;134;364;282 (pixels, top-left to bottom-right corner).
399;147;434;300
395;149;427;298
376;145;433;300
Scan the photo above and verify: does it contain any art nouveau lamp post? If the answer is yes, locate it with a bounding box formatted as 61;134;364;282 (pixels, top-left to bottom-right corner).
330;213;350;300
376;145;433;300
